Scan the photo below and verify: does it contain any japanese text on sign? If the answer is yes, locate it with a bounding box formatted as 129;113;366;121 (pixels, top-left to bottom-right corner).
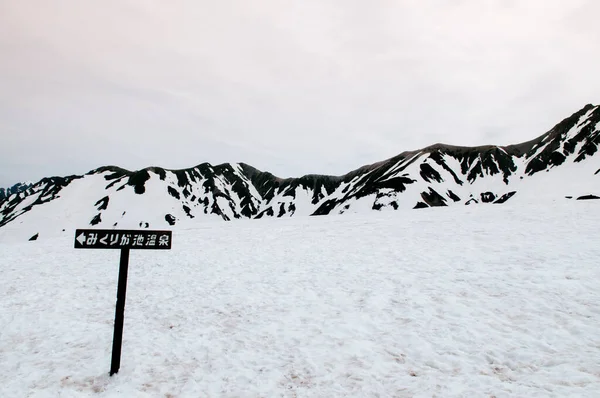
74;229;172;250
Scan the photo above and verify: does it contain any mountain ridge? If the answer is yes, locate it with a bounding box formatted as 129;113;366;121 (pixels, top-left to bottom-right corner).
0;181;34;201
1;103;599;240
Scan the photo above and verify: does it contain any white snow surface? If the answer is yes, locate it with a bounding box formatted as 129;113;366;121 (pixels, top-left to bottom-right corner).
1;202;600;397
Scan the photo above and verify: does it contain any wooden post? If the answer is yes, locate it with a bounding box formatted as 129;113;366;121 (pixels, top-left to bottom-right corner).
110;248;130;376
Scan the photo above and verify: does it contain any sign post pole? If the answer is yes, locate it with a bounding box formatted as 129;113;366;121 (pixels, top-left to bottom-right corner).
74;229;172;377
110;248;130;376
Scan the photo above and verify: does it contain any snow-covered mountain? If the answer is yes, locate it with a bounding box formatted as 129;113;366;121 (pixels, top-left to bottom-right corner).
1;104;599;241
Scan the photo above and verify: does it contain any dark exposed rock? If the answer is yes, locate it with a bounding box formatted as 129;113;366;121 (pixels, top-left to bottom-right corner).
29;233;39;241
210;199;230;221
90;213;102;226
168;186;181;199
376;177;416;192
173;169;189;187
278;203;286;217
268;174;343;206
165;214;176;225
128;169;151;194
576;194;600;200
151;167;167;180
282;187;296;198
480;192;496;203
183;205;194;218
467;161;484;183
575;135;599;162
548;151;566;167
97;166;129;181
420;163;443;183
447;190;461;202
312;199;341;216
95;196;109;211
421;189;447;207
255;207;275;219
0;182;32;200
493;191;517;204
429;152;463;185
414;202;429;209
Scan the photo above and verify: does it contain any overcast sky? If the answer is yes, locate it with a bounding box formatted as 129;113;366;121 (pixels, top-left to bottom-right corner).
1;0;599;186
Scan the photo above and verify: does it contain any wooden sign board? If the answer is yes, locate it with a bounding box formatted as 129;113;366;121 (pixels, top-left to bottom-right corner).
74;229;172;250
74;228;173;376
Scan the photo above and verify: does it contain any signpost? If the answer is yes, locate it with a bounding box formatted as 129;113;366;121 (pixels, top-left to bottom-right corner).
74;229;172;376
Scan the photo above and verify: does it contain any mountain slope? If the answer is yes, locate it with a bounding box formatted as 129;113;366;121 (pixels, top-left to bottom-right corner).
1;104;599;241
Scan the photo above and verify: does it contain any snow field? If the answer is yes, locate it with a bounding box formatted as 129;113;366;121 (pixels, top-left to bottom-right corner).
1;202;600;397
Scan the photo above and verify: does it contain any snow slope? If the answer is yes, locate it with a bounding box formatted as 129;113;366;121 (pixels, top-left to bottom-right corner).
1;201;599;397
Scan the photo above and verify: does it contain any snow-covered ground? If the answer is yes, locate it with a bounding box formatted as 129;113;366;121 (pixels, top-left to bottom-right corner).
1;201;600;397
